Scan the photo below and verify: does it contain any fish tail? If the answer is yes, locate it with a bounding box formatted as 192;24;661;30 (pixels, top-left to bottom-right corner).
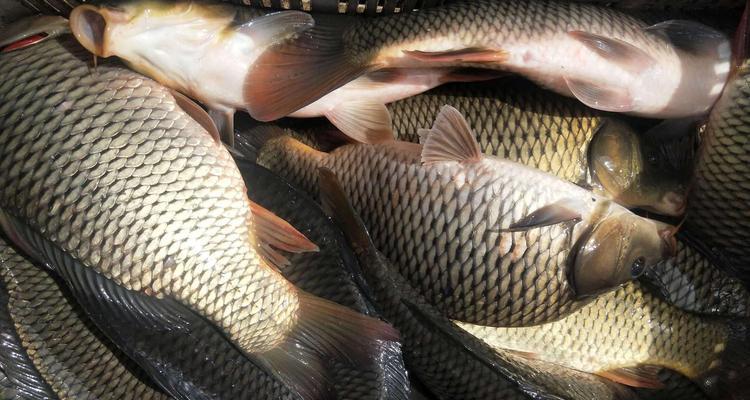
701;319;750;399
260;290;400;399
233;124;289;162
244;14;370;122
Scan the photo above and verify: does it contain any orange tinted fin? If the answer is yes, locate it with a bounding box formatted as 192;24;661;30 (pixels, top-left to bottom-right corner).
170;90;221;144
418;105;481;164
244;15;369;122
403;47;509;64
596;366;665;389
568;31;655;73
325;100;394;144
251;200;319;257
0;15;68;51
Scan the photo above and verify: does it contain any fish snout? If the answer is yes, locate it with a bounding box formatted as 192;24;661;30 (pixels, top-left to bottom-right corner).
69;5;126;58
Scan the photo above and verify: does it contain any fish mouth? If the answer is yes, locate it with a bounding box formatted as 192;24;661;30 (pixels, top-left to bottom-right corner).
69;4;126;58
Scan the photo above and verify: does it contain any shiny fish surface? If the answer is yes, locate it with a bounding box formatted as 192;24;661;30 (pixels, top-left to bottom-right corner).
0;239;167;400
687;60;750;281
388;79;692;216
0;35;395;400
253;107;672;327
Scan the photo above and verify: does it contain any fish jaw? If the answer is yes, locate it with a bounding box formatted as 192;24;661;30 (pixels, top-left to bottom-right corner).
69;2;252;111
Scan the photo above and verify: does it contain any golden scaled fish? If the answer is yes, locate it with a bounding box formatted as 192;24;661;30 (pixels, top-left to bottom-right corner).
0;25;397;400
248;105;676;327
387;79;696;216
0;238;169;400
457;280;750;399
243;0;731;121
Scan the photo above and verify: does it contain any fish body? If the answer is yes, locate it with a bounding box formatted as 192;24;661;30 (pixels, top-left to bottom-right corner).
456;280;750;398
642;233;750;318
318;167;635;400
388;79;693;216
253;107;672;327
686;60;750;280
0;34;395;400
247;0;730;121
0;239;168;400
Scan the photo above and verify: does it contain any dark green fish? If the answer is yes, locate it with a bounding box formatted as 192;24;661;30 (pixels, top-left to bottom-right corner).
686;60;750;281
317;167;636;400
388;79;694;216
0;31;396;400
0;238;168;400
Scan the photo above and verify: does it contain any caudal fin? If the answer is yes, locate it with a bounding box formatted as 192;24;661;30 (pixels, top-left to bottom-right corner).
244;15;370;122
259;290;400;399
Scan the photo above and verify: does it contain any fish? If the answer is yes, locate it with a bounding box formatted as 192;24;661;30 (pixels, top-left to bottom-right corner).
247;105;675;327
641;232;750;318
317;167;636;400
234;155;410;400
245;0;731;122
0;238;169;400
456;280;750;398
686;59;750;282
387;79;695;216
0;29;397;400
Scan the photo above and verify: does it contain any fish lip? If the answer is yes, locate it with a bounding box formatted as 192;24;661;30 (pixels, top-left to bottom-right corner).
69;4;125;58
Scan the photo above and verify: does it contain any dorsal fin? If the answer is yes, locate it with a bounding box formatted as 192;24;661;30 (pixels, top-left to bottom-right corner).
419;105;482;164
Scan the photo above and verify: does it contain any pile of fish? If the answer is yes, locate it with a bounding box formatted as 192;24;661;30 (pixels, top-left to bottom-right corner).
0;0;748;398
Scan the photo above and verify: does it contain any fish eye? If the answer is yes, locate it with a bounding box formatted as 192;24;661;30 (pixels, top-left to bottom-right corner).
630;256;646;278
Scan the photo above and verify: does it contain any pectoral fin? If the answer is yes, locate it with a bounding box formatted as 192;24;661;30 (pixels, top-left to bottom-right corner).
403;48;509;64
250;200;319;269
208;108;235;147
564;77;634;113
596;366;665;389
505;199;584;232
567;31;656;73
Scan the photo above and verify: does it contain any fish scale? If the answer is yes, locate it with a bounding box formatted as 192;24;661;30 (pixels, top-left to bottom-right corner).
687;60;750;279
0;239;168;400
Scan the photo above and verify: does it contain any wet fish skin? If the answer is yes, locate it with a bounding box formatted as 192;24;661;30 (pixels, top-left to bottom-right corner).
388;79;691;216
641;233;750;318
252;108;671;328
248;0;730;121
686;60;750;281
457;280;749;397
0;239;168;400
0;34;395;400
318;167;635;400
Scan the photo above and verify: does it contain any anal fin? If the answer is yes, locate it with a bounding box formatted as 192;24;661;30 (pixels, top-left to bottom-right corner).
504;199;584;232
564;77;634;113
208;108;236;147
170;90;223;145
325;100;394;144
596;366;665;389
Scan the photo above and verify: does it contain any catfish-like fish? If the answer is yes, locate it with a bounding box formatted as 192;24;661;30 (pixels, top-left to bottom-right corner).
457;280;750;399
642;233;750;318
686;59;750;281
317;167;636;400
0;238;169;400
67;1;488;144
244;0;731;121
249;105;675;327
388;79;695;216
0;30;396;400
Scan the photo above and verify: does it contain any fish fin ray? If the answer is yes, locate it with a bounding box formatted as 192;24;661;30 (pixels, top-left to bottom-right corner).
318;168;373;252
645;20;729;56
325;100;394;144
170;90;222;144
567;31;655;73
564;77;634;112
250;200;318;270
403;48;509;64
0;15;69;51
420;105;481;164
207;108;235;147
596;366;665;389
504;199;583;232
235;11;314;45
244;16;367;121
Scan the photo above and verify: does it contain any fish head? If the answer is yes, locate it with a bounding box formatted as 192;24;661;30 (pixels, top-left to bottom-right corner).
571;211;675;298
69;1;233;88
589;118;693;216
